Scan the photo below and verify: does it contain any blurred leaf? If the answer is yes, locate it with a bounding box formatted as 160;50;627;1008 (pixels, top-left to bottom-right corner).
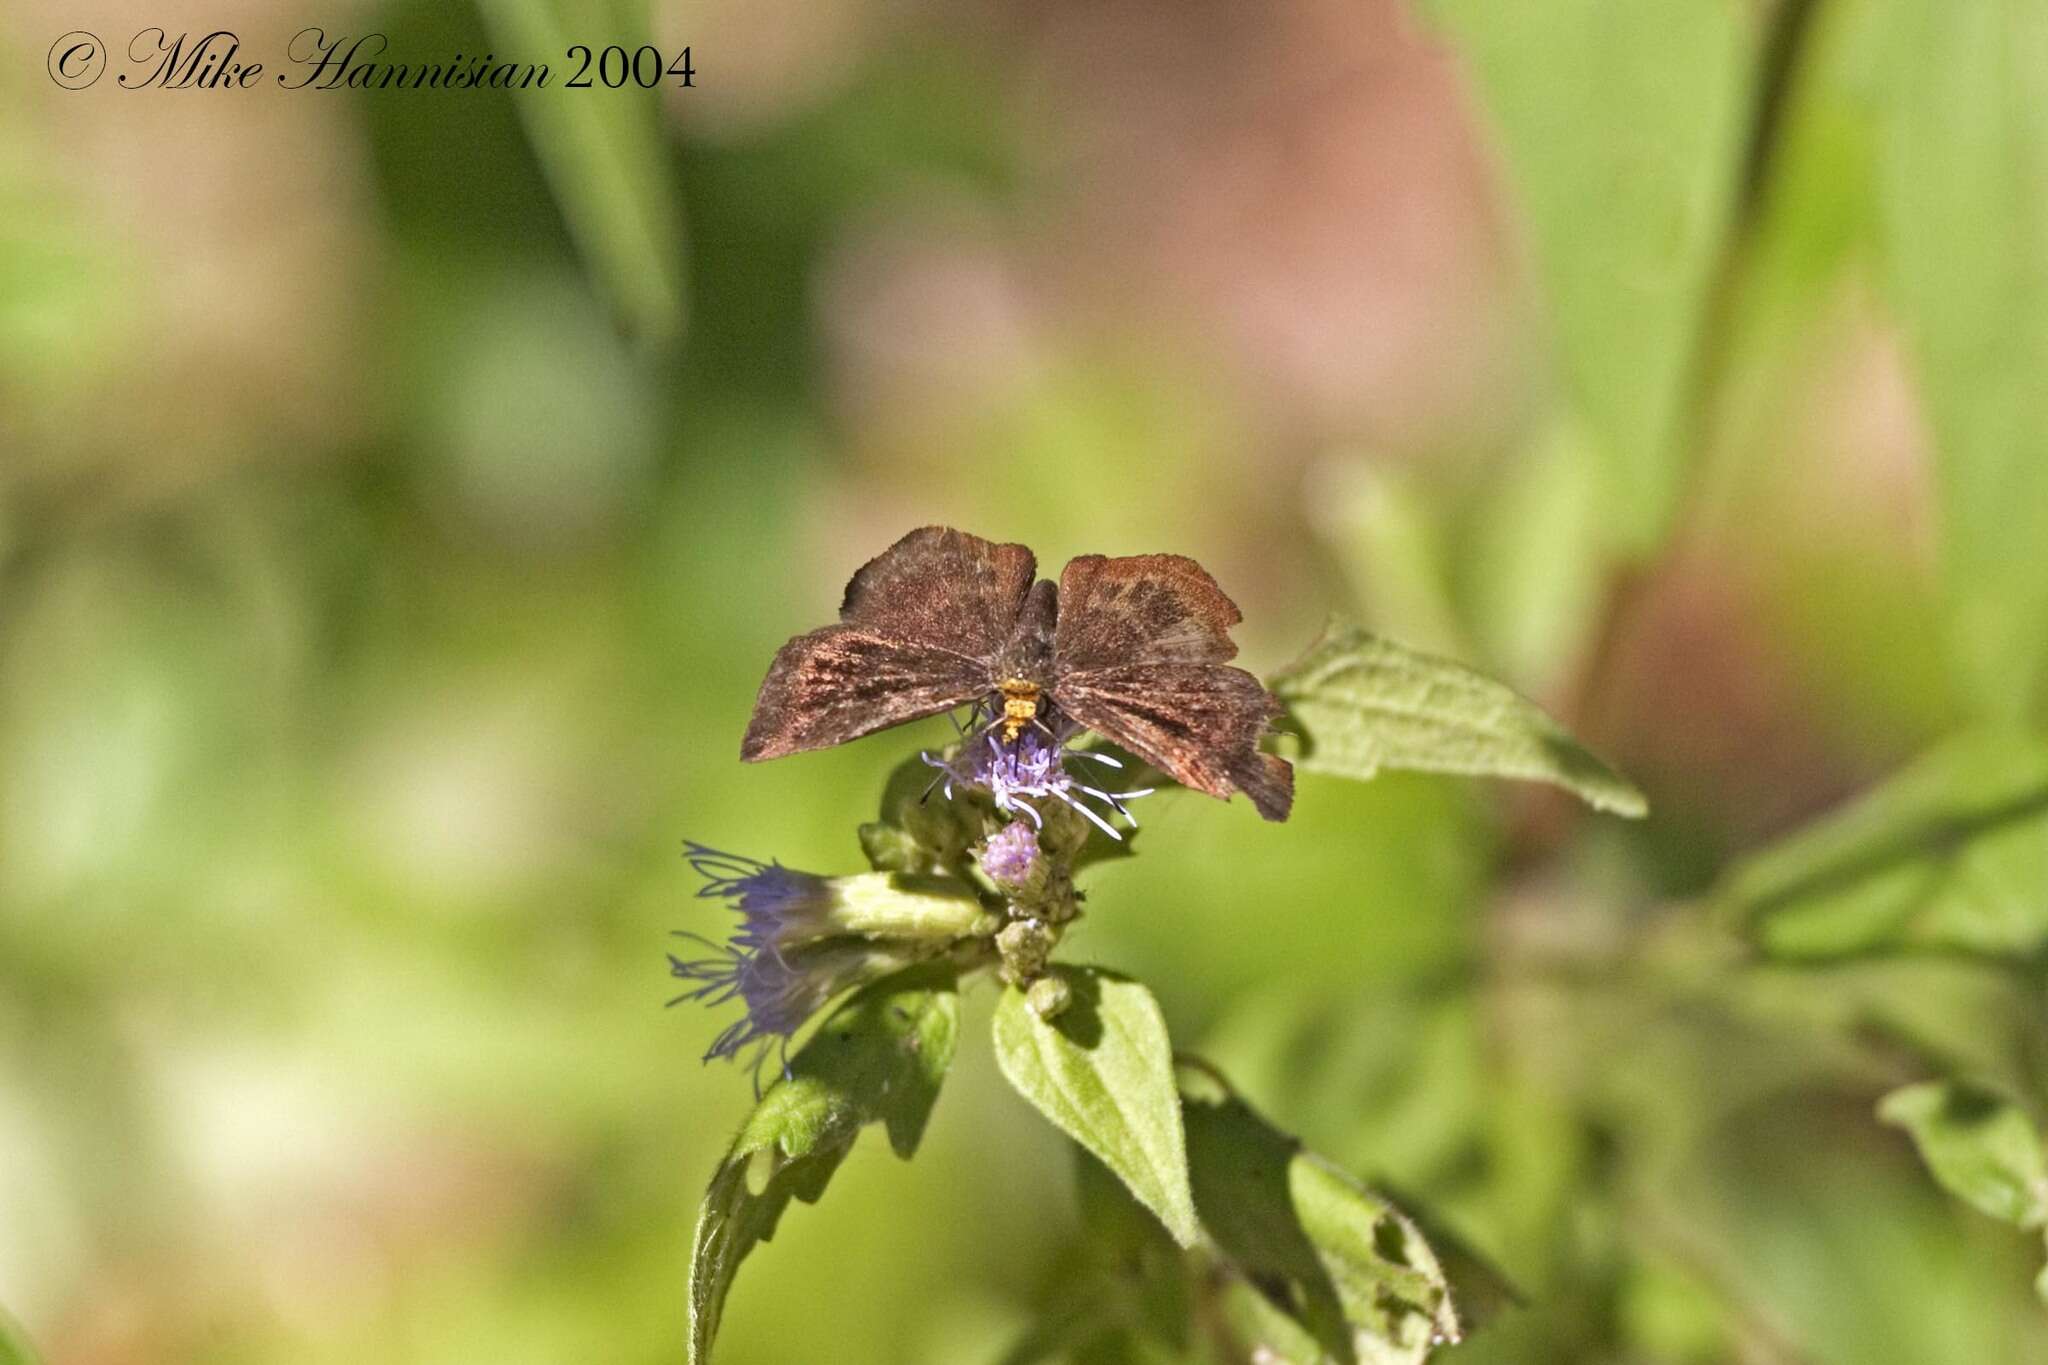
1726;731;2048;960
1182;1090;1485;1363
1210;1276;1328;1365
1072;1143;1194;1351
1269;621;1647;817
476;0;686;344
1311;460;1471;661
1002;1147;1198;1364
993;966;1199;1246
1199;987;1487;1196
0;1307;39;1365
1875;0;2048;721
1880;1081;2048;1229
688;964;960;1364
1462;421;1607;697
1420;0;1750;554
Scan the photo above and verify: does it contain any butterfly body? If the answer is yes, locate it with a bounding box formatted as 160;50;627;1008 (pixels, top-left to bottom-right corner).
742;527;1293;821
997;678;1044;742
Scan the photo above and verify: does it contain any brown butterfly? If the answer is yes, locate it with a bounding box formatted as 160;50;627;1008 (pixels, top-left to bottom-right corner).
741;526;1293;821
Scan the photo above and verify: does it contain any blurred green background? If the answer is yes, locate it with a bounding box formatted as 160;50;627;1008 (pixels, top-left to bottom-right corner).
5;0;2048;1361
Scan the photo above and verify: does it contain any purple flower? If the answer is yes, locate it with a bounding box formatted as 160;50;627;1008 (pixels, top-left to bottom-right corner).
668;846;877;1078
669;933;882;1078
923;701;1152;840
681;845;836;956
668;845;988;1081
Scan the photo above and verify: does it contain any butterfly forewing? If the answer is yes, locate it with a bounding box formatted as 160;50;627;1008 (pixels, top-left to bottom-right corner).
741;626;991;760
742;527;1295;822
840;526;1037;660
1055;662;1294;821
1053;553;1242;669
743;527;1038;760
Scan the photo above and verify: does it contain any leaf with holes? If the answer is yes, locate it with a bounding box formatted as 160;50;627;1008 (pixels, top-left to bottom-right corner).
1880;1081;2048;1229
1182;1089;1499;1364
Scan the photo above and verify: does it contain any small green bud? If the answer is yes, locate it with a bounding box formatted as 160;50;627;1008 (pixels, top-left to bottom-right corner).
1025;974;1072;1020
996;918;1058;986
857;820;924;874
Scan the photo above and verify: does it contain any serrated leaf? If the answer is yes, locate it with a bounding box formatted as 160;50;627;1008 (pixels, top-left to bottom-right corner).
1725;731;2048;961
1876;0;2048;720
1880;1080;2048;1229
1183;1092;1479;1364
993;966;1199;1246
688;964;960;1364
1269;622;1646;817
1419;0;1749;555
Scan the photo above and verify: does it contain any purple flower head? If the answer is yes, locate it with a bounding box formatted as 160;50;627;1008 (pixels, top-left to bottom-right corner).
682;845;836;955
668;845;889;1083
923;700;1153;841
668;933;877;1080
979;819;1041;886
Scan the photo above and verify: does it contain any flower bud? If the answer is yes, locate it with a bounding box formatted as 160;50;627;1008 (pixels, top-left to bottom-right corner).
979;820;1044;892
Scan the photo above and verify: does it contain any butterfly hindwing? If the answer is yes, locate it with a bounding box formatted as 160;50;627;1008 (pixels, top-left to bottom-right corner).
1055;662;1294;821
840;526;1038;661
741;626;990;760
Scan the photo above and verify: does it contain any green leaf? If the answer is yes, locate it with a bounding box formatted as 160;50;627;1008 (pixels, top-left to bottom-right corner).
1876;0;2048;721
1880;1080;2048;1228
688;964;960;1364
1419;0;1749;555
1725;731;2048;961
1464;420;1608;698
1182;1090;1484;1364
993;966;1199;1246
476;0;686;345
1312;461;1472;663
1269;621;1647;817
